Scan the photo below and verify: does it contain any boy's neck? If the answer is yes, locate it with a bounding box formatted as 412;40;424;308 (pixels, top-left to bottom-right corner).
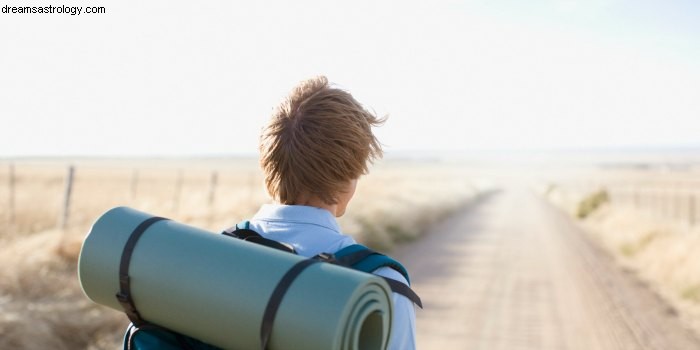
286;194;340;217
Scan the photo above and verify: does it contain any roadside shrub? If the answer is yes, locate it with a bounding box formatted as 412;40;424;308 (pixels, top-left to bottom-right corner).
577;189;610;219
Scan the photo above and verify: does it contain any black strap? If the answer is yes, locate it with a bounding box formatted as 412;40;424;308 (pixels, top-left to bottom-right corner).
316;249;423;308
223;227;297;254
382;278;423;308
116;216;169;326
260;259;319;350
222;227;262;239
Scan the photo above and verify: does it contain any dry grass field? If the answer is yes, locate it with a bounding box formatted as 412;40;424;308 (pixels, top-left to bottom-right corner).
5;154;698;349
0;158;483;349
542;163;700;335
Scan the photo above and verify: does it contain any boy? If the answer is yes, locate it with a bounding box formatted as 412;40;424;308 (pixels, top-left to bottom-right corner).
247;76;417;349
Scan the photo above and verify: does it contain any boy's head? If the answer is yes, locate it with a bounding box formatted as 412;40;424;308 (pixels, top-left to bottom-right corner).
259;76;385;209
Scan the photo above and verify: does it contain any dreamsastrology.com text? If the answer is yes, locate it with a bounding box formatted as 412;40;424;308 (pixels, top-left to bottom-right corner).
2;5;106;15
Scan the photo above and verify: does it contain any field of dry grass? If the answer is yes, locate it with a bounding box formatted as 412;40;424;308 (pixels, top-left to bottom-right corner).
542;165;700;335
0;158;483;349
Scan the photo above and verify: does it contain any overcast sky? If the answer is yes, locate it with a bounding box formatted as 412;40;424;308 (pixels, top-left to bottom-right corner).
1;0;699;157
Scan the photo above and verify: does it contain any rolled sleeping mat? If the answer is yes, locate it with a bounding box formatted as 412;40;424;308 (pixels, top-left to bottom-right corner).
78;207;393;350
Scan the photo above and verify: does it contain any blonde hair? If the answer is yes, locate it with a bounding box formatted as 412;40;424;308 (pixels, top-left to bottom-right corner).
259;76;385;205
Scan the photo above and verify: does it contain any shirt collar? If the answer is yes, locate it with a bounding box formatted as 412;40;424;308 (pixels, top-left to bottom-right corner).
252;204;342;233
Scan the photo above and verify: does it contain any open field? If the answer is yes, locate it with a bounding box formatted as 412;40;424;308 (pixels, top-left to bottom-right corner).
0;158;484;349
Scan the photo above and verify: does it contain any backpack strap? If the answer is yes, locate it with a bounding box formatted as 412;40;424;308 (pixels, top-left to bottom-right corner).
334;244;411;283
221;221;296;254
329;244;423;308
223;224;421;308
117;216;170;327
260;259;320;350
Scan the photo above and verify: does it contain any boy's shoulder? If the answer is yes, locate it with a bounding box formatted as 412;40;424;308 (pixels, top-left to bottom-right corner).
248;220;356;258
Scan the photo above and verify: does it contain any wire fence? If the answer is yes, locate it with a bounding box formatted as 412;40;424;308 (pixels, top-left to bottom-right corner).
557;173;700;227
1;161;487;262
1;160;482;245
1;161;267;237
607;186;699;226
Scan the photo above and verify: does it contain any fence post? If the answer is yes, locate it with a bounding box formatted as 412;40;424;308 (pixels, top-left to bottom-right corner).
672;188;679;220
8;163;15;225
59;165;75;229
653;189;660;218
645;187;650;212
208;171;218;207
673;188;681;221
690;194;696;227
130;169;139;201
172;169;184;214
661;190;669;219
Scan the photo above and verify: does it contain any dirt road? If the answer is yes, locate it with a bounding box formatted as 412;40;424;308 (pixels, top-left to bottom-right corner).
395;188;700;350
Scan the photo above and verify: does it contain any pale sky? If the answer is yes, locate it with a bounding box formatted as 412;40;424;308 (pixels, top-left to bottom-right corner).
1;0;699;157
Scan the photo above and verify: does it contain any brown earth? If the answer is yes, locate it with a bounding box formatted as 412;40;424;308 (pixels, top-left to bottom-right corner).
396;187;700;350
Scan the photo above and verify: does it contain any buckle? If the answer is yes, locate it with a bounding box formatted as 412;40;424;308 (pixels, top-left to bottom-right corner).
116;291;145;325
314;252;336;263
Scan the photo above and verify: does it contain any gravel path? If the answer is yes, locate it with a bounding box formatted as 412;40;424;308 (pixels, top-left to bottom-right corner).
395;188;700;350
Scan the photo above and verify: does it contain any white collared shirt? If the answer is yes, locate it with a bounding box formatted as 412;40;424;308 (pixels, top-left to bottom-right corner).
249;204;417;350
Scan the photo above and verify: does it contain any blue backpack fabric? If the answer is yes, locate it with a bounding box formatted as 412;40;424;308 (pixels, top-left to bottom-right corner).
124;324;219;350
333;244;412;284
122;221;420;350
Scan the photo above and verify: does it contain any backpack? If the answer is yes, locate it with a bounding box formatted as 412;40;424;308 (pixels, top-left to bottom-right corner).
123;221;421;350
